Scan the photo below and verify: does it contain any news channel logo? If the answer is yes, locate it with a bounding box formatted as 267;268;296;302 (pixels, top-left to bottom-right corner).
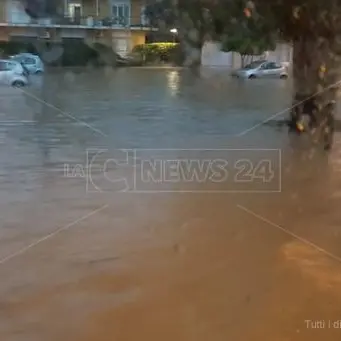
63;148;281;193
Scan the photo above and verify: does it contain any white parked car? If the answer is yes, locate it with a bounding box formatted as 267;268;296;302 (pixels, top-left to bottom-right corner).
10;53;44;74
232;60;289;79
0;59;29;87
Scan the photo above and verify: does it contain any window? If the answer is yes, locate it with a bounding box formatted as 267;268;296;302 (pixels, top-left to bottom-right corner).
244;60;265;69
140;6;149;26
68;3;82;18
6;62;16;70
0;61;13;71
0;61;7;71
264;62;281;70
23;58;36;65
12;56;24;63
112;3;130;26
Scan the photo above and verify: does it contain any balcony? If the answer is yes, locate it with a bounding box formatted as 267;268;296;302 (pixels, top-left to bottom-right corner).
0;15;156;31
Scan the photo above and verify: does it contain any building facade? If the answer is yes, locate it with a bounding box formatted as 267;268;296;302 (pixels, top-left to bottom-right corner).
0;0;154;56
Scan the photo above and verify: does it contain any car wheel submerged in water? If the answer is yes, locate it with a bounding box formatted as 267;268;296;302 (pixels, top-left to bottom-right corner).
248;74;256;79
280;74;288;79
12;80;26;87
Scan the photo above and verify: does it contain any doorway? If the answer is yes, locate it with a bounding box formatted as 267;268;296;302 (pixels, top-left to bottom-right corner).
68;3;82;24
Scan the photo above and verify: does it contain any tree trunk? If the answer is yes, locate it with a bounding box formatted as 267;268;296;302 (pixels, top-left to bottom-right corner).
289;36;340;149
178;29;203;69
180;35;202;68
241;54;246;67
183;41;202;68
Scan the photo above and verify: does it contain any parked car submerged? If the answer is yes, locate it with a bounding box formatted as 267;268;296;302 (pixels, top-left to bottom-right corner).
0;59;29;87
232;60;289;79
10;53;44;74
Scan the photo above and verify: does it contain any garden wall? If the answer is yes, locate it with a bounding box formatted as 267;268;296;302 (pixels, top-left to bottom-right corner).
201;41;293;68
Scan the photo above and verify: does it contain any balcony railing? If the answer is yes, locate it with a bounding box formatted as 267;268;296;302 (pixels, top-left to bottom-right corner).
1;15;155;29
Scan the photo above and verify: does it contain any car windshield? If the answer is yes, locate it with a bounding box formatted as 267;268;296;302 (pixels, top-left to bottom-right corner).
11;56;24;62
243;60;265;69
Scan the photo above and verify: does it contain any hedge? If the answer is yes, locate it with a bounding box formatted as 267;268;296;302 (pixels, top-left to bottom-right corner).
131;43;185;65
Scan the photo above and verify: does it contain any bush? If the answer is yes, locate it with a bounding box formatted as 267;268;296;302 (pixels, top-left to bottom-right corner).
61;39;98;66
0;40;98;66
131;42;184;65
0;41;37;57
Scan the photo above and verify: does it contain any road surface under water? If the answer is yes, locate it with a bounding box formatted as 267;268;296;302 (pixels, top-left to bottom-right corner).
1;68;341;340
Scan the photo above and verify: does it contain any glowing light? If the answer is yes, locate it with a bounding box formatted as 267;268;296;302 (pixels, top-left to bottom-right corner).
167;70;179;96
244;8;251;17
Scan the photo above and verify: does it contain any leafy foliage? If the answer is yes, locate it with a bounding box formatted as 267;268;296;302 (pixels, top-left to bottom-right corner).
245;0;341;41
220;3;276;56
132;43;184;65
145;0;276;56
144;0;177;29
145;0;221;49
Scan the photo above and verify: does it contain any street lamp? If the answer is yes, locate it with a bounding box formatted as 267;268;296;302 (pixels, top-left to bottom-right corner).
170;28;177;42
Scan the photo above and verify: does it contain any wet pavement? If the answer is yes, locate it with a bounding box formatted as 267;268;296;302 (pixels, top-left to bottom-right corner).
1;67;341;340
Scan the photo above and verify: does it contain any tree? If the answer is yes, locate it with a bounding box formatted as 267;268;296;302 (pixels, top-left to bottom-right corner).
20;1;64;64
245;0;339;149
145;0;274;68
23;0;60;19
144;0;176;29
219;0;277;67
145;0;224;67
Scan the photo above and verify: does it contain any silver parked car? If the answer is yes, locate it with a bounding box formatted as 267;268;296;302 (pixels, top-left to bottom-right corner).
0;59;29;87
10;53;44;74
232;60;289;79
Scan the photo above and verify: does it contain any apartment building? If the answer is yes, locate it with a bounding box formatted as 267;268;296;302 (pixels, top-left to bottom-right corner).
0;0;154;56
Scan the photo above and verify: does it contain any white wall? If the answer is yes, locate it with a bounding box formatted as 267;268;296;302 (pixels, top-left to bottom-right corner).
201;41;293;69
112;32;132;57
201;41;233;67
60;29;87;38
268;42;293;65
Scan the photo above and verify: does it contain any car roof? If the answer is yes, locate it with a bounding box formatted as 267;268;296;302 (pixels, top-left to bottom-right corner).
0;59;20;63
13;53;39;58
243;60;266;66
254;60;267;63
246;60;282;67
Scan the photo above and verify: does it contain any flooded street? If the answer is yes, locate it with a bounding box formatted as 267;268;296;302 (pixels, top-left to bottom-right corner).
1;67;341;340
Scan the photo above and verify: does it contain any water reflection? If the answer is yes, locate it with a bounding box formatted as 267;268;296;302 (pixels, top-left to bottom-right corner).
1;68;341;341
166;70;180;96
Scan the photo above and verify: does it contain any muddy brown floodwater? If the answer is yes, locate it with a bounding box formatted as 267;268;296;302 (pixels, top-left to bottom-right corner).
1;67;341;341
